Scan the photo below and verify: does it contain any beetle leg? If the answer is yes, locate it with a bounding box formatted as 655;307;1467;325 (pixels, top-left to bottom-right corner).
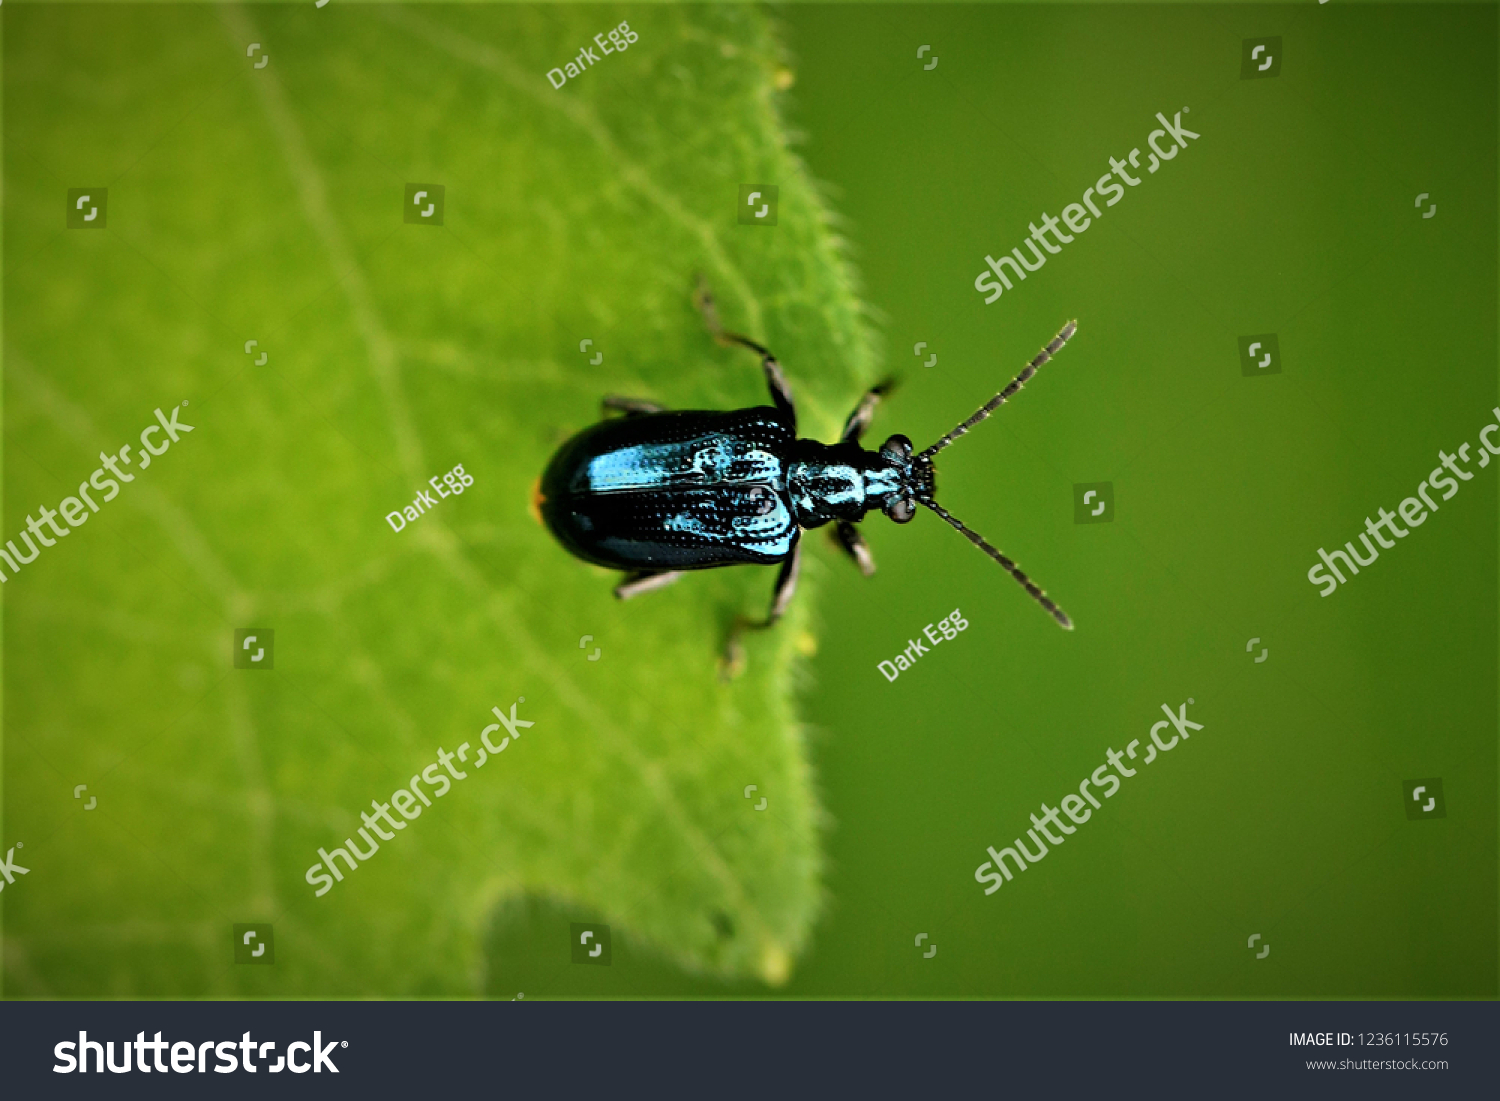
602;395;667;417
764;540;803;622
614;570;684;600
832;520;877;576
839;380;896;443
721;542;802;678
694;275;797;429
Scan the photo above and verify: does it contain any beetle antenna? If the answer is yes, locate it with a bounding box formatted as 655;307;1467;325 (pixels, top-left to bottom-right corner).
918;320;1077;460
918;498;1073;630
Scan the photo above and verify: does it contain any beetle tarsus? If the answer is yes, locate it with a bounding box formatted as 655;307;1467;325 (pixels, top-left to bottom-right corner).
614;570;685;600
603;395;667;418
831;520;877;576
719;636;748;682
693;272;722;330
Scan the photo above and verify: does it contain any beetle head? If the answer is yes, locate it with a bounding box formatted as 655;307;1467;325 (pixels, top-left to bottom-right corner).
876;434;933;523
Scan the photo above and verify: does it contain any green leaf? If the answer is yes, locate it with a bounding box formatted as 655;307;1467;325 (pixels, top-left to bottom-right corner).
2;3;875;993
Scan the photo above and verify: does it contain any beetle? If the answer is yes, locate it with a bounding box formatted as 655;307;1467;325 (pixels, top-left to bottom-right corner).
535;281;1077;666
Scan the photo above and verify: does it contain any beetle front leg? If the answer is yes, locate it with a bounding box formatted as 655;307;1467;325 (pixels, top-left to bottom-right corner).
722;542;802;679
694;275;797;429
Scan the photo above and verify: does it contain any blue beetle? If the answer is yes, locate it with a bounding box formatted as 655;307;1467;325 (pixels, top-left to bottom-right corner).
537;282;1076;662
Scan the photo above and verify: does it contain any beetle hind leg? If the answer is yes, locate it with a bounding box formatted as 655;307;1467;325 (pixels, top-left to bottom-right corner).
615;570;684;600
602;395;667;418
721;542;802;680
831;520;876;577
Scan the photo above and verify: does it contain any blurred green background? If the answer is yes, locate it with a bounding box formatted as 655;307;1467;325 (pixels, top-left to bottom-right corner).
4;3;1497;999
776;1;1497;998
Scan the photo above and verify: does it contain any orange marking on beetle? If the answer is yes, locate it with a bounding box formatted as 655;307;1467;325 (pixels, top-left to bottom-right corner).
529;477;547;526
